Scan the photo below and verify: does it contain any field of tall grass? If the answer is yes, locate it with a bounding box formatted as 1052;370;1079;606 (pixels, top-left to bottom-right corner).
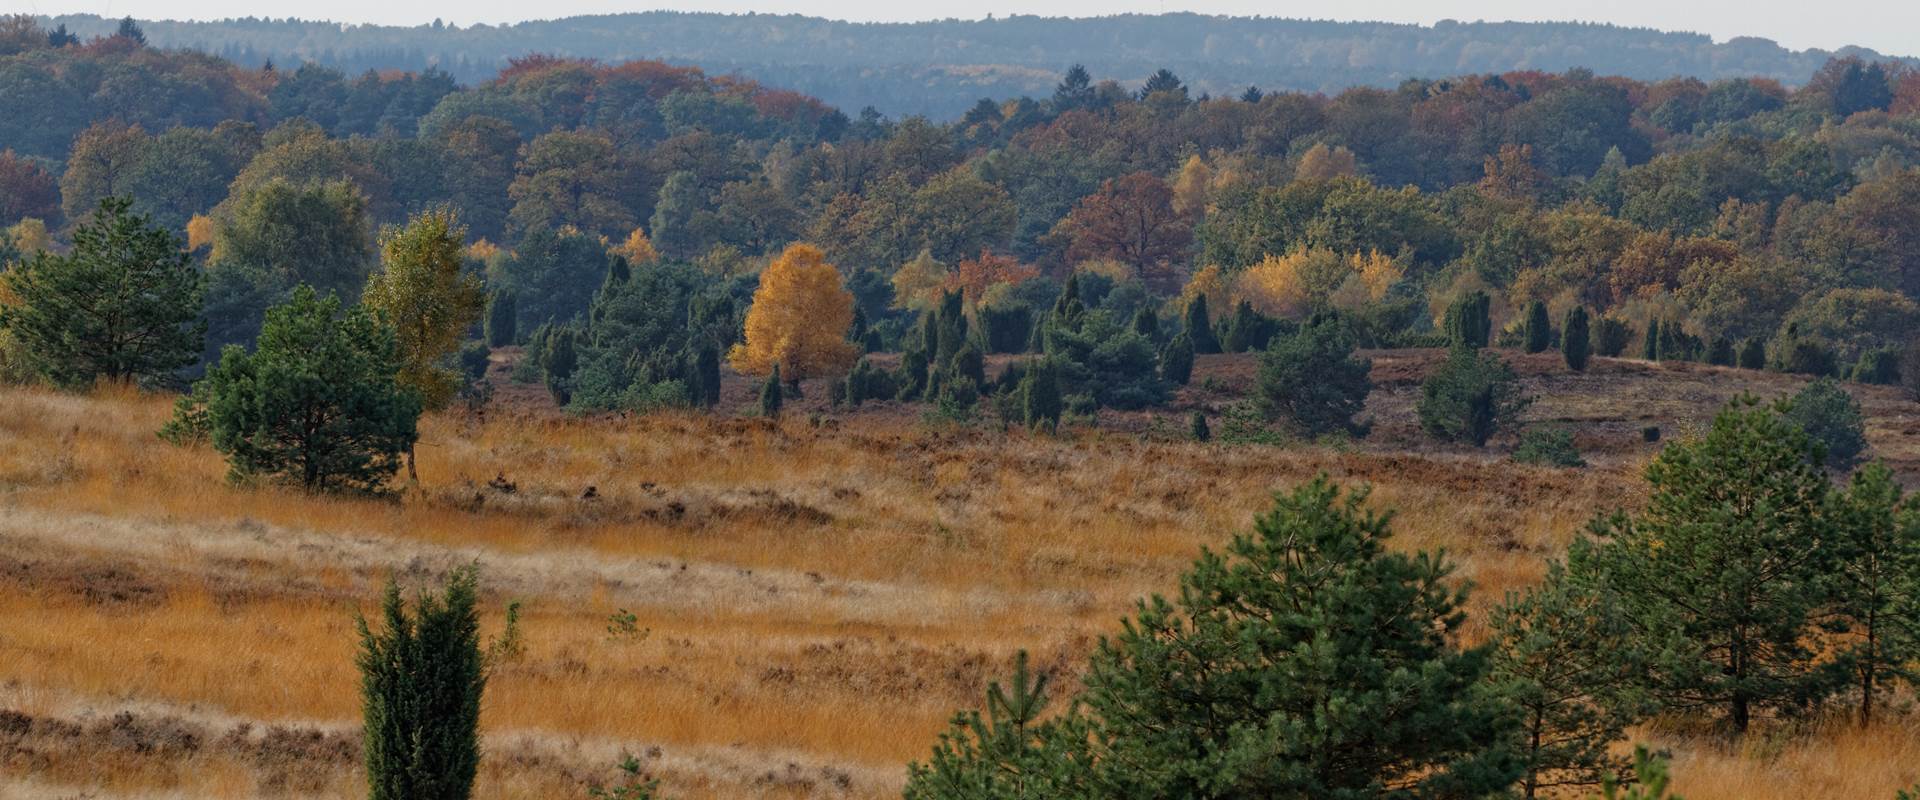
2;351;1918;798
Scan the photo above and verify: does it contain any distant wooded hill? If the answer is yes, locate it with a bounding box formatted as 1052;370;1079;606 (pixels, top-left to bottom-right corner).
35;12;1915;118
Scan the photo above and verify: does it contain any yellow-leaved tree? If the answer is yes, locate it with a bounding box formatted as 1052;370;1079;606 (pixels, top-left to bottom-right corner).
363;208;486;412
614;227;660;266
730;243;858;382
185;214;214;252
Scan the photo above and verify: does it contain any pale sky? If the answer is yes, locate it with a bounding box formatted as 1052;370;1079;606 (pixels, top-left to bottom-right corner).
15;0;1918;57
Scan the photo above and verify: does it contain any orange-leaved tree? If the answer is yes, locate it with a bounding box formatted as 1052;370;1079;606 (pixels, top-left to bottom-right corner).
729;243;858;382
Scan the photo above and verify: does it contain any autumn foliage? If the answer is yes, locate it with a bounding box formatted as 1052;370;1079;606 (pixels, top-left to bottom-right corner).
728;243;858;381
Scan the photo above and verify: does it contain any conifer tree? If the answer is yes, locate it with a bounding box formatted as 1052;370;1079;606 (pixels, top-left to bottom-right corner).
1159;330;1194;385
358;566;486;800
0;196;204;388
1131;306;1158;340
1183;293;1219;354
543;326;577;406
1739;336;1767;369
1563;305;1592;372
692;341;721;408
903;652;1090;799
759;364;783;417
1575;397;1841;733
1523;299;1552;353
1707;336;1735;367
1444;290;1492;349
1419;346;1529;447
1829;463;1920;727
485;290;516;347
1021;359;1062;432
180;286;419;494
1077;477;1519;796
1189;411;1210;442
1256;313;1371;436
1490;560;1650;798
1641;319;1661;361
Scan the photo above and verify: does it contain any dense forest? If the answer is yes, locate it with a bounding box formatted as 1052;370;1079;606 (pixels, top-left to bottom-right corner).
31;11;1920;118
4;13;1920;414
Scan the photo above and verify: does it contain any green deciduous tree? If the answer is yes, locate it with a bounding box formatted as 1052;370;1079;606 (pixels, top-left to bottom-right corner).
1076;477;1519;797
187;286;419;494
0;196;203;388
358;566;486;800
363;209;486;412
1256;313;1371;436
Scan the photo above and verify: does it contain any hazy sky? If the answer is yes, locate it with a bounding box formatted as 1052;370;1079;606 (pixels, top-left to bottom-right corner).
17;0;1918;56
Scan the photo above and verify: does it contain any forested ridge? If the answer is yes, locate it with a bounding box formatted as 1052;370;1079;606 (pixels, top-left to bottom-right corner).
30;11;1920;119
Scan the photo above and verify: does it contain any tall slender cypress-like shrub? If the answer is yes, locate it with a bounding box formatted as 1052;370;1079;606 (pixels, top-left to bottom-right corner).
359;566;486;800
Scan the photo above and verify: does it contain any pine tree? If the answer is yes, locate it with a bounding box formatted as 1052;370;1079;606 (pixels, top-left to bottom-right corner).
1829;463;1920;727
358;566;486;800
485;290;516;347
0;196;204;388
178;286;419;494
1563;306;1592;372
1078;477;1519;796
1490;561;1650;798
1524;300;1552;353
903;651;1090;799
1575;397;1841;733
1184;294;1219;354
759;365;783;417
1256;313;1371;436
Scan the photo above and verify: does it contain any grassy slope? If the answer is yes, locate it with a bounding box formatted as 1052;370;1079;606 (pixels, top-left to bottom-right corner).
1;350;1918;798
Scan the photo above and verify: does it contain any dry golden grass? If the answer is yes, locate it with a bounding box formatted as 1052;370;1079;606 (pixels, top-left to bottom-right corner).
2;352;1918;798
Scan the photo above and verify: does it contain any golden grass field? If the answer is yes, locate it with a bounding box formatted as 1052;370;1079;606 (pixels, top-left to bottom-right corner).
3;349;1920;798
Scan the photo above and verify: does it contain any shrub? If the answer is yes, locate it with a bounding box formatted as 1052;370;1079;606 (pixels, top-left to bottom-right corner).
977;300;1033;353
1444;290;1492;349
1769;334;1837;377
1184;294;1220;354
1563;306;1591;371
759;365;783;417
359;566;486;800
1707;336;1735;366
485;290;517;347
1020;358;1062;432
1641;319;1661;361
1256;314;1372;437
1523;300;1552;353
1418;346;1529;447
1593;316;1633;358
1784;377;1866;469
1160;331;1194;385
1738;336;1767;369
1190;411;1210;442
1512;427;1585;467
1852;348;1899;385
